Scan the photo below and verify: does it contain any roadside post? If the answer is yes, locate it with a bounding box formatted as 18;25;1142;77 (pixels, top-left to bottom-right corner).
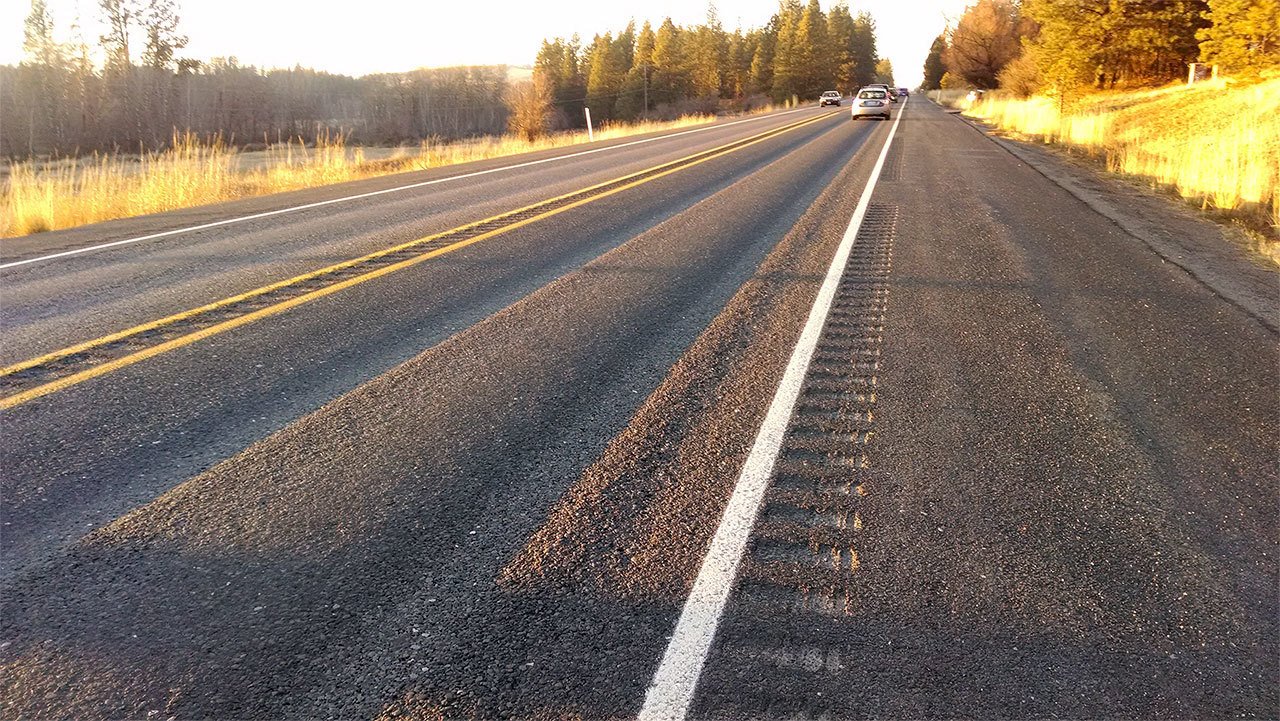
584;107;594;141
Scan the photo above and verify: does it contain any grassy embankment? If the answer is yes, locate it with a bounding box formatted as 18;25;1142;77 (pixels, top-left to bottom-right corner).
961;78;1280;260
0;112;742;238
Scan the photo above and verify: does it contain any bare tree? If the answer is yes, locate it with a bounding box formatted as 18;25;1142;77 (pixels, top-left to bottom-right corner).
506;77;552;141
943;0;1023;89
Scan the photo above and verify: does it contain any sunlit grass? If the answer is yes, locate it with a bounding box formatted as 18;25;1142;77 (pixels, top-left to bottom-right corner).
964;78;1280;254
0;113;729;238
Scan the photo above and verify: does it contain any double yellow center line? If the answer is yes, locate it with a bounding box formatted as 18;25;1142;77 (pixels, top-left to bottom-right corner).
0;110;840;410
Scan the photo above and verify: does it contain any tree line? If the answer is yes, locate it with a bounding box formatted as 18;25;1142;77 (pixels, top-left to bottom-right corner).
4;0;891;159
5;0;514;157
921;0;1280;96
528;0;891;131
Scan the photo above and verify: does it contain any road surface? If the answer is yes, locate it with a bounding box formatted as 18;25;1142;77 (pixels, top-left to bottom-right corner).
1;99;1276;719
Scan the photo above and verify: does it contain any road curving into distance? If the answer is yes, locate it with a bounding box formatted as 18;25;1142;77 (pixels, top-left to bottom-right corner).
1;98;1275;719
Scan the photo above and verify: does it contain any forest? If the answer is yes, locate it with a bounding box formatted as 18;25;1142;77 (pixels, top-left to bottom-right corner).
3;0;887;159
531;0;889;130
921;0;1280;95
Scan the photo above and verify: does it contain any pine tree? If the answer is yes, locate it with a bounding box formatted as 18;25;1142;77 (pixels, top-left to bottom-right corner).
771;0;804;102
749;14;779;95
21;0;69;152
140;0;187;70
690;4;727;98
617;21;655;119
874;58;894;85
585;32;626;121
534;37;585;127
850;11;878;88
652;18;690;106
99;0;137;75
793;0;831;97
1023;0;1107;92
725;29;753;98
922;34;946;90
1198;0;1280;74
827;3;857;94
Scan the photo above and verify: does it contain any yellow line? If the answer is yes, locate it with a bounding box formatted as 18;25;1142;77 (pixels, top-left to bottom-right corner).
2;112;829;379
0;111;838;410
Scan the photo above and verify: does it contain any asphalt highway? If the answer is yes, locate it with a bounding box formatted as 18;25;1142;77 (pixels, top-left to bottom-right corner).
1;99;1276;719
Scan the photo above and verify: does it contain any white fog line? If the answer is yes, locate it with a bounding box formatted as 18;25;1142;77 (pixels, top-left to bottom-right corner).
0;106;816;271
637;100;906;721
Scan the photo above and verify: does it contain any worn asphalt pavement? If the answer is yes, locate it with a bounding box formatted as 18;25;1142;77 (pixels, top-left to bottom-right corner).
1;99;1276;719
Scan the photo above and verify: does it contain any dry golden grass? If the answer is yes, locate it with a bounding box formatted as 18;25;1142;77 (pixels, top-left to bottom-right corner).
962;78;1280;252
0;113;731;238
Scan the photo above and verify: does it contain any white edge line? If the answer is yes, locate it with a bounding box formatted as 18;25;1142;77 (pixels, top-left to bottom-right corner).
0;106;816;271
636;100;906;721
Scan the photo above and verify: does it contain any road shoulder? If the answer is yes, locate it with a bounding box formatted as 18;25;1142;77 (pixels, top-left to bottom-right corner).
954;109;1279;333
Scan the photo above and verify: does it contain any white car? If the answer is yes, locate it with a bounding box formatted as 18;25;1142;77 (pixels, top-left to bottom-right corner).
819;90;842;107
851;87;892;120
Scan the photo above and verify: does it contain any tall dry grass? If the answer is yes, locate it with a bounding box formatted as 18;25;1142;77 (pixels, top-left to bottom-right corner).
963;78;1280;247
0;113;728;238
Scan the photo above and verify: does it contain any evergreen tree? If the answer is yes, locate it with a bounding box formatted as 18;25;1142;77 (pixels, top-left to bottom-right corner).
749;14;779;95
140;0;187;70
534;37;585;127
771;0;804;102
652;18;690;105
874;58;894;85
1023;0;1206;90
725;30;750;98
1198;0;1280;74
1022;0;1107;92
793;0;832;96
922;34;946;90
585;32;626;121
850;11;878;88
690;4;727;98
22;0;69;152
827;3;857;93
617;21;655;119
615;21;636;72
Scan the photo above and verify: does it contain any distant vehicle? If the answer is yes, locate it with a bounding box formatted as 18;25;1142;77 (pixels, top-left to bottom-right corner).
966;89;986;103
851;87;892;120
897;88;909;97
869;83;898;103
819;90;842;107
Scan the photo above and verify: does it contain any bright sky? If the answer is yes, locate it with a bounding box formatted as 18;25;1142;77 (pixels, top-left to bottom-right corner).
1;0;969;87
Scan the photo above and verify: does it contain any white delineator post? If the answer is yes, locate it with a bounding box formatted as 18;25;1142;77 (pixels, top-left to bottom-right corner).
585;107;595;141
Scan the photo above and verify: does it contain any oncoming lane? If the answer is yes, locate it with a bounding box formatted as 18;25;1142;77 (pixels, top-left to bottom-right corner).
0;107;880;586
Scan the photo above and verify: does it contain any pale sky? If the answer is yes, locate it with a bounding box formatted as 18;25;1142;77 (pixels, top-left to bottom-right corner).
1;0;969;87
